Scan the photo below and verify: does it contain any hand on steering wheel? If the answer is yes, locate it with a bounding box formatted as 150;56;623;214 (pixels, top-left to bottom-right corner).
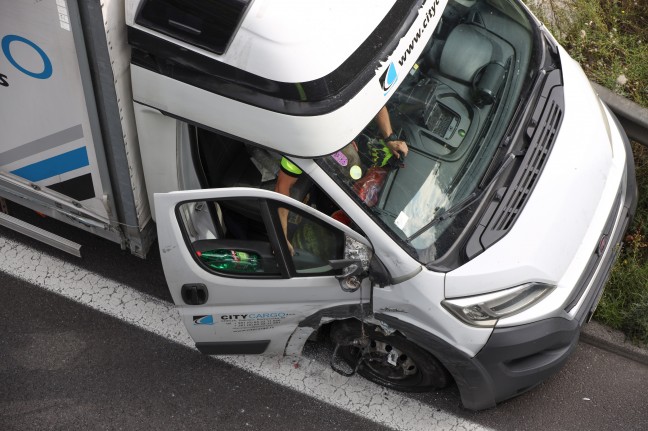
386;139;408;159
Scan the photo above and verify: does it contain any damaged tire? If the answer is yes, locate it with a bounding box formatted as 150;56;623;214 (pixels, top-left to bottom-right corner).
332;321;451;392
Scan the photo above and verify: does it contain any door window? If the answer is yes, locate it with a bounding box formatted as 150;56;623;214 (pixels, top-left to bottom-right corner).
280;205;345;275
176;197;346;278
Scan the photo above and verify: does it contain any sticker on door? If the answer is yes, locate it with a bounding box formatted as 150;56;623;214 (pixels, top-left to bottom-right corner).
218;312;292;333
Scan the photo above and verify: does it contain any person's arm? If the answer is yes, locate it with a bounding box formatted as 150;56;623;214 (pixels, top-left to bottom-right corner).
275;165;299;255
374;106;408;158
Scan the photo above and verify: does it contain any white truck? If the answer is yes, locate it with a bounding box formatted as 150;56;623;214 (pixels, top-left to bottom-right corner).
0;0;637;410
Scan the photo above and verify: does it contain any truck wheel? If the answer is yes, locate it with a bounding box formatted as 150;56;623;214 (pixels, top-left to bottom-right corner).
336;325;452;392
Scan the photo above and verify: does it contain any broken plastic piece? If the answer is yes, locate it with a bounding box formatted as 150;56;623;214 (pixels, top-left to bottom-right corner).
330;343;361;377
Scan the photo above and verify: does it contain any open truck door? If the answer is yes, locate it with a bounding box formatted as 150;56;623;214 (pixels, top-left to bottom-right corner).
155;187;373;356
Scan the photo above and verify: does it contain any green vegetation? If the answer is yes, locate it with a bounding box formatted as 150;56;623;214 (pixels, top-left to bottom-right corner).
526;0;648;344
598;142;648;345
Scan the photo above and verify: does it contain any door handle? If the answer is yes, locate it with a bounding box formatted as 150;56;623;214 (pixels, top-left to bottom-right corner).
181;284;208;305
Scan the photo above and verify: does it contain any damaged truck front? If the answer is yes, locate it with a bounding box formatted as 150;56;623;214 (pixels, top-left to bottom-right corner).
1;0;636;411
146;0;636;410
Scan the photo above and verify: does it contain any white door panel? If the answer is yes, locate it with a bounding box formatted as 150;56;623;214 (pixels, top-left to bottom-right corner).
155;187;372;355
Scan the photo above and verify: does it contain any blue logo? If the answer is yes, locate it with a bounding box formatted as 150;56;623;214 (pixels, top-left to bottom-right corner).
193;315;214;325
1;35;53;80
379;62;398;94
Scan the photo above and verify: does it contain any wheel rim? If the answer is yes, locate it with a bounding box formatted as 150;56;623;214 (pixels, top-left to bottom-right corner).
360;339;418;381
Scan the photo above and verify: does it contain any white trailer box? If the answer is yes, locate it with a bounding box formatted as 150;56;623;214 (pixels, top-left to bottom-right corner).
0;0;153;256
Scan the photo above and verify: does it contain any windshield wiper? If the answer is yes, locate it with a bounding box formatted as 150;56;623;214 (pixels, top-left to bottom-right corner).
406;150;522;243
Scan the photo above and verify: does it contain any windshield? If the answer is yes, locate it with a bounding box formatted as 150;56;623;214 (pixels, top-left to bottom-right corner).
316;0;535;264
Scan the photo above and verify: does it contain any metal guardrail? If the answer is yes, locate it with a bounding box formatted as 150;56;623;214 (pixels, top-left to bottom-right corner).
591;82;648;147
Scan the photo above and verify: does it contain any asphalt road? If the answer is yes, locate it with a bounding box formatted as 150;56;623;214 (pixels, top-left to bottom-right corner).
0;272;391;431
1;209;647;430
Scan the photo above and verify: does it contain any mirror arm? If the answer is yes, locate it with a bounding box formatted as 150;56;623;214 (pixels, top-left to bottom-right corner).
369;254;392;288
329;259;364;279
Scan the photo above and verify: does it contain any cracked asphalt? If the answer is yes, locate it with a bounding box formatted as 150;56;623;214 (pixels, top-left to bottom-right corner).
1;208;647;430
0;272;394;431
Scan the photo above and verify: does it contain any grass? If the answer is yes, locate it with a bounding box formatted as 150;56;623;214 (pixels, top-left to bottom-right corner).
526;0;648;344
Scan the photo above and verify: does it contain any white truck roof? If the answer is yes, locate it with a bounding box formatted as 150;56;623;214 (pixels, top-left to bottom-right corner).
127;0;445;157
127;0;395;83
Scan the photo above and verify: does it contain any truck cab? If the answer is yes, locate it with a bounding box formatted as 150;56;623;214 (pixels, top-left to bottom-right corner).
128;0;635;410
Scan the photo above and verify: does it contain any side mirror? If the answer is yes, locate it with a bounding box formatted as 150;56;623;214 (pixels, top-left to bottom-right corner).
328;259;365;292
329;235;379;293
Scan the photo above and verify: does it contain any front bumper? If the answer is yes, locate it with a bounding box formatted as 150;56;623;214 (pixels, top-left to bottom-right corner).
470;108;637;409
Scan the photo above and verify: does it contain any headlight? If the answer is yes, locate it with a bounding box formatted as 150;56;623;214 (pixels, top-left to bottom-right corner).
441;282;556;327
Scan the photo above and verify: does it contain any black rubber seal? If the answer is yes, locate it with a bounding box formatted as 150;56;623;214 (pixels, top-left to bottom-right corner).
196;340;270;355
